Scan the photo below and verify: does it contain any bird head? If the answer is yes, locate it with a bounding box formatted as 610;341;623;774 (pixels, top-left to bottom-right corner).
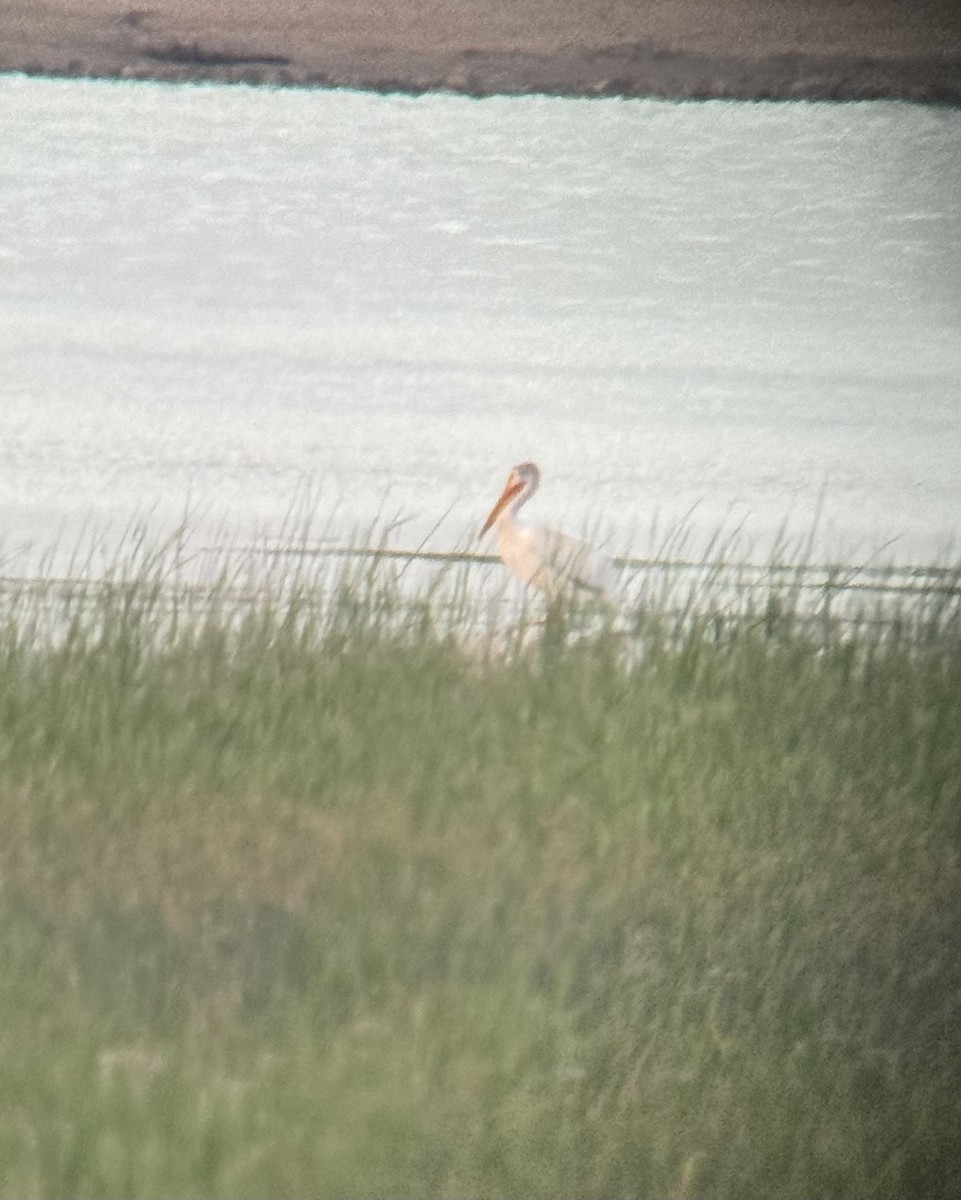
480;462;540;536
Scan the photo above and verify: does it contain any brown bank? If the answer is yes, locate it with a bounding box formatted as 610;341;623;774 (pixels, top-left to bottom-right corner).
1;0;959;102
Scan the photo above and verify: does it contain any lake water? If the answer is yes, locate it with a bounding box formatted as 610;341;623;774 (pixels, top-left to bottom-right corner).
1;74;958;581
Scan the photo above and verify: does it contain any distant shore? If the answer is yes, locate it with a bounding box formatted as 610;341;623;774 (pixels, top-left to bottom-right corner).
2;0;959;103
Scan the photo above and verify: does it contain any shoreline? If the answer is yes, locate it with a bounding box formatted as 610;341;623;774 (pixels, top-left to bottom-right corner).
2;1;959;104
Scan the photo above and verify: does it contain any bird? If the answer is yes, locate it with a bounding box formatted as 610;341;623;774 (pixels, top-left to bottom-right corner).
479;462;613;604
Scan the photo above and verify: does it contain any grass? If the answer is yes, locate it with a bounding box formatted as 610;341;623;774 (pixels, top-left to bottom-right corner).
0;534;958;1198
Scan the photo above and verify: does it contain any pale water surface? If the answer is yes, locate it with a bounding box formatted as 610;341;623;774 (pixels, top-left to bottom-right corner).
1;75;958;578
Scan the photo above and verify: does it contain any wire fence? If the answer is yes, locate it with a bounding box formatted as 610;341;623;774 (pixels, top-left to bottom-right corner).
1;542;957;649
266;543;961;598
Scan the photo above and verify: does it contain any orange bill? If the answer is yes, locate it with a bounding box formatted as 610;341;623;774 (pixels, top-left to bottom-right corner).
480;476;524;536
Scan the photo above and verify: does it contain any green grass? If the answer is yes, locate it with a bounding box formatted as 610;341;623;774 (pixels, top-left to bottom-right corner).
0;540;958;1198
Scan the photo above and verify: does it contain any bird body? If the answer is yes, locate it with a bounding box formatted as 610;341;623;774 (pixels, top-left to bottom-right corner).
480;462;611;603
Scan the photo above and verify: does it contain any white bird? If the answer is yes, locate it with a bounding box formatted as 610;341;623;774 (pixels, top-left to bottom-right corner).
479;462;612;604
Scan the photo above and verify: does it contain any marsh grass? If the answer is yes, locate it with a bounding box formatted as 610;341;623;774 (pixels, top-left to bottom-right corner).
0;533;958;1198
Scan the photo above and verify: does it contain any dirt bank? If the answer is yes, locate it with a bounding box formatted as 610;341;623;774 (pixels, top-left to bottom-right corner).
1;0;959;102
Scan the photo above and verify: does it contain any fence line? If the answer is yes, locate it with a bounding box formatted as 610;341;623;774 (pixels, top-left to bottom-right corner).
1;546;958;603
259;544;961;597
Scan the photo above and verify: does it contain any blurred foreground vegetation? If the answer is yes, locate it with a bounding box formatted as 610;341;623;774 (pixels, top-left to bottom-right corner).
0;541;958;1198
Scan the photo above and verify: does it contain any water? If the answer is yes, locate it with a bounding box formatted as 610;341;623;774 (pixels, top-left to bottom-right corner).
1;74;959;580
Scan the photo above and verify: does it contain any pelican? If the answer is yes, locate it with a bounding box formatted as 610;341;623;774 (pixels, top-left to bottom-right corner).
480;462;612;603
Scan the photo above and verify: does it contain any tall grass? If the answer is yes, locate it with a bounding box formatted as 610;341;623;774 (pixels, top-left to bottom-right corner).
0;535;958;1199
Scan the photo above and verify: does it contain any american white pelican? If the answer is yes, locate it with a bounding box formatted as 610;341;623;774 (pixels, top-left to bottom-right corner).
480;462;612;603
